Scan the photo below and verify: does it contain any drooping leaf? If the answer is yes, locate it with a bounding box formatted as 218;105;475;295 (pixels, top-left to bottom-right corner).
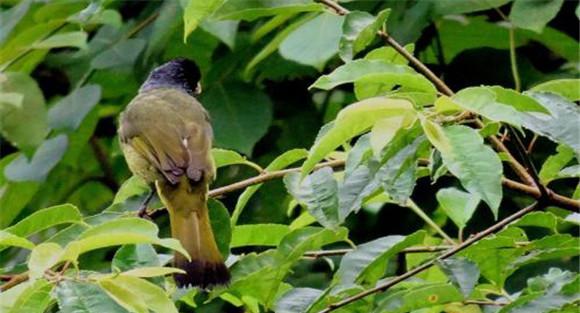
422;121;503;218
201;83;272;155
91;39;146;69
332;231;426;293
522;92;580;151
302;97;415;175
436;188;480;230
339;9;390;61
4;135;68;182
310;59;414;90
0;72;48;152
438;257;480;297
214;0;323;21
47;85;101;131
531;79;580;102
279;12;344;70
231;224;290;248
509;0;564;33
232;149;308;226
183;0;225;40
284;167;340;229
539;144;575;184
0;230;35;249
275;288;323;313
212;148;261;171
55;280;129;313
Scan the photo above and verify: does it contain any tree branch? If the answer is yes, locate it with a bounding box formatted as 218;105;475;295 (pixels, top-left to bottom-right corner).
319;202;540;312
0;272;28;292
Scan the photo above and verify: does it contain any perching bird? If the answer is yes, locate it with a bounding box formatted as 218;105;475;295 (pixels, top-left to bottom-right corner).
118;58;229;288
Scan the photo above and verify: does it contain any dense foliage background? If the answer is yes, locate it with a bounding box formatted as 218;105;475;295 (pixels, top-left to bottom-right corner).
0;0;579;312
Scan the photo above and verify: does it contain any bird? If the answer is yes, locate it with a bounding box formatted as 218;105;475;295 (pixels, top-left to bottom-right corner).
118;58;230;288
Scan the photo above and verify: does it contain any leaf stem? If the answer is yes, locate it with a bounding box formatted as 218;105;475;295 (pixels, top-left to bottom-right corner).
406;199;456;245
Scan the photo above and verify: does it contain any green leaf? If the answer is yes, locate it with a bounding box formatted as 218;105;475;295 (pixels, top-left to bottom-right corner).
539;144;575;184
120;266;184;277
509;0;564;33
106;275;178;313
512;211;559;232
112;244;161;272
8;279;52;313
208;198;231;257
284;167;340;229
310;59;413;90
113;176;149;205
332;231;426;292
98;279;149;313
231;224;290;248
433;0;512;15
522;92;580;151
201;19;239;49
339;9;390;61
279;12;344;70
214;0;323;21
499;268;579;313
278;226;349;262
531;79;580;102
47;85;101;131
436;188;480;230
302;97;415;175
183;0;225;40
275;288;323;313
4;134;68;182
60;218;187;261
56;280;129;313
0;72;48;151
353;72;437;105
4;203;82;238
0;230;35;249
212;148;261;171
32;31;87;49
91;39;146;69
0;0;31;44
438;257;480;297
28;242;64;279
423;122;503;218
232;149;308;226
364;44;414;65
374;283;463;313
201;83;272;155
490;86;549;113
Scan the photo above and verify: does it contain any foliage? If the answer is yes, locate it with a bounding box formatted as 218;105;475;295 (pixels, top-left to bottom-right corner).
0;0;578;313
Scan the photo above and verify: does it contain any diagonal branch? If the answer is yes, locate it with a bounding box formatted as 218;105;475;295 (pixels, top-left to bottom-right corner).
319;202;541;312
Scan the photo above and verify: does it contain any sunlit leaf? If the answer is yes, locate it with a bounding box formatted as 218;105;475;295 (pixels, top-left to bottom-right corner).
183;0;225;40
339;9;390;61
531;79;580;102
56;280;129;313
231;224;290;248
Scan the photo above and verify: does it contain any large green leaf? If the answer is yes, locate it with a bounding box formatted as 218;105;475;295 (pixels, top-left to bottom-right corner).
7;279;53;313
353;72;437;105
112;244;161;272
55;280;129;313
275;288;323;313
373;283;463;313
302;97;415;175
509;0;564;33
531;79;580;102
4;203;82;238
28;242;64;279
522;92;580;151
201;83;272;155
0;230;35;249
4;135;68;182
214;0;323;21
436;188;480;230
0;0;31;44
47;85;101;131
339;9;390;61
279;12;344;70
438;257;480;297
332;231;426;293
103;275;178;313
232;149;308;226
284;167;340;229
231;224;290;248
183;0;225;40
310;59;413;90
0;72;47;152
98;279;149;313
422;121;503;217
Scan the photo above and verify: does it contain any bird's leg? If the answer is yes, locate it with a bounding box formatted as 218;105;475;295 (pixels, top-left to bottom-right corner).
137;187;156;219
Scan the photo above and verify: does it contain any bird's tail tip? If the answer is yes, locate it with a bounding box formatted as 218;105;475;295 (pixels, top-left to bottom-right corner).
174;259;230;289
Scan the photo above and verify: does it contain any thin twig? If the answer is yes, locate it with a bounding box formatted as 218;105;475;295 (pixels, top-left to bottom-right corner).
0;272;29;292
316;0;348;15
319;202;540;312
464;299;508;306
526;135;538;154
406;199;456;245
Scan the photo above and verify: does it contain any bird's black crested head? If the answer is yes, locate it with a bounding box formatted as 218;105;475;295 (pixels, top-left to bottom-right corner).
140;58;201;96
